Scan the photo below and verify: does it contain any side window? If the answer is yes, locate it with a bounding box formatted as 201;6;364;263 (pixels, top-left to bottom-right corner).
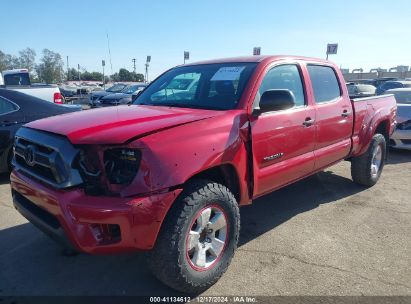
307;65;341;103
256;64;305;107
0;96;19;115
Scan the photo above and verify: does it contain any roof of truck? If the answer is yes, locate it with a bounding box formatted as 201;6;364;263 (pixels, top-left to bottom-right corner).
182;55;330;66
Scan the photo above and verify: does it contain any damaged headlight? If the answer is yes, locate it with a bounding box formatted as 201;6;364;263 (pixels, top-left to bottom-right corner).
104;148;141;184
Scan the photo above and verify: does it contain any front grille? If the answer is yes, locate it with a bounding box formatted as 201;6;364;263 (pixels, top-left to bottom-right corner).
15;139;60;183
400;139;411;145
13;127;83;189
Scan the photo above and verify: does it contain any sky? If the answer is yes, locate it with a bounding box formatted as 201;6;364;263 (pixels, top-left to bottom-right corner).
1;0;410;79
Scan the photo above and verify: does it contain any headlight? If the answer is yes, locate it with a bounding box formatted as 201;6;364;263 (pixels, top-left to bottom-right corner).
104;148;141;184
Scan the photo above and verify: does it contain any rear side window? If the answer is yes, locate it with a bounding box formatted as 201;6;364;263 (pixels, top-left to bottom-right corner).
0;96;19;115
307;65;341;103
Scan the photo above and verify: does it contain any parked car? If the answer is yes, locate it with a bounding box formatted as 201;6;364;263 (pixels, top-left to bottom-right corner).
10;56;396;293
89;83;128;107
96;83;147;107
376;80;411;95
58;85;77;102
352;77;397;88
347;83;376;98
0;89;81;174
0;69;63;104
384;88;411;150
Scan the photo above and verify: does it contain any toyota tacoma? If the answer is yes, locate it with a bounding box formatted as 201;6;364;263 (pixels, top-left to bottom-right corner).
10;56;397;293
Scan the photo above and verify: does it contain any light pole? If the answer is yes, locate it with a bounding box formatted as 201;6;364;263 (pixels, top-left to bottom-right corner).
145;56;151;83
66;56;69;81
102;60;105;89
132;58;136;74
77;64;81;81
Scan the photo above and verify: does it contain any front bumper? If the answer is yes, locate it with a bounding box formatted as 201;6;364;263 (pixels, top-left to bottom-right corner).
10;170;182;254
391;129;411;151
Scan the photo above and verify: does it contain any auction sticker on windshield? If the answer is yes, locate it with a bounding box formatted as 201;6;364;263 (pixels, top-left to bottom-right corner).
211;66;245;81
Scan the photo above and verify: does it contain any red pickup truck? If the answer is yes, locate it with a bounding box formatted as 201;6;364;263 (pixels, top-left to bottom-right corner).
11;56;396;293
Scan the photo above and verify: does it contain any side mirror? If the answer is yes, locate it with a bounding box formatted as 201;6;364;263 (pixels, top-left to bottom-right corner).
254;89;295;115
131;90;143;102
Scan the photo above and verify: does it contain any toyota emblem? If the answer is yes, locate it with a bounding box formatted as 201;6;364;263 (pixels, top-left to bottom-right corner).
24;145;36;167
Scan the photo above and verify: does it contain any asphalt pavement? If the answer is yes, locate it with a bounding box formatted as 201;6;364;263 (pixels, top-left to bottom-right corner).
0;150;410;296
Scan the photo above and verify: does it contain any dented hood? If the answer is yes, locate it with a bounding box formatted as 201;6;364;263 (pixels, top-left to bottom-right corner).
26;105;220;144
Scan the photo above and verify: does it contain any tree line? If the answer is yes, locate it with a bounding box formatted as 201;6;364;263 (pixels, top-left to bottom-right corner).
0;48;144;84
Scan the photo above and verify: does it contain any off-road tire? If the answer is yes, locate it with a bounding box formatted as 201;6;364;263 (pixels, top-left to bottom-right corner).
148;179;240;294
351;133;386;187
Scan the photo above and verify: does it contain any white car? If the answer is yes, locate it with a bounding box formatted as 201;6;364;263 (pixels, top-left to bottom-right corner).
385;88;411;150
0;69;63;104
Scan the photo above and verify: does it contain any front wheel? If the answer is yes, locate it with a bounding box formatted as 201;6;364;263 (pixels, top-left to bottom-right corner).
351;133;386;187
148;180;240;294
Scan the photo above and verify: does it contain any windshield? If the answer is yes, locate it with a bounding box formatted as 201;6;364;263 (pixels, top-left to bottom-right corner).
123;85;146;94
107;84;127;92
392;91;411;104
133;62;257;110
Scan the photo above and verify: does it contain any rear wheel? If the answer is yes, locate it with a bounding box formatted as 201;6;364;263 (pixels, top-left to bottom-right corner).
351;133;386;187
148;180;240;294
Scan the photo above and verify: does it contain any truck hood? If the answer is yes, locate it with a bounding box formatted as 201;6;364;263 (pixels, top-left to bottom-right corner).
25;105;221;144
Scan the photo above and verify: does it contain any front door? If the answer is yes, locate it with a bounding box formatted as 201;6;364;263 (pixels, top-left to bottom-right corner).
250;63;316;197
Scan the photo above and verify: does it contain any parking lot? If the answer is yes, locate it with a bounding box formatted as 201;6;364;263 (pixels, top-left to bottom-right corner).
0;149;410;296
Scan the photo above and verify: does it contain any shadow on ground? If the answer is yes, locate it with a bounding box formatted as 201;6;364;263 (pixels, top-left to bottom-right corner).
239;170;365;245
1;151;409;295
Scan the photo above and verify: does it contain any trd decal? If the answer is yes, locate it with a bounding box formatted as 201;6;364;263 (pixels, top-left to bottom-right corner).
263;152;284;161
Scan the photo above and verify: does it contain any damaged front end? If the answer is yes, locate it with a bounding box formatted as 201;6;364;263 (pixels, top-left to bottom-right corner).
76;145;142;196
13;127;145;197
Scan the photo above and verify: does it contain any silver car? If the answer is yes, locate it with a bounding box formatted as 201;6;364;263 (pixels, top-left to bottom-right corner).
385;88;411;150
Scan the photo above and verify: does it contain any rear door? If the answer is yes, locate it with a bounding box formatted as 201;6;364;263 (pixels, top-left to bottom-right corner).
305;64;353;170
250;63;316;197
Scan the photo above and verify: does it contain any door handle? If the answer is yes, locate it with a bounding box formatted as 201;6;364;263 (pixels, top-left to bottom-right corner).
341;110;351;117
302;118;315;127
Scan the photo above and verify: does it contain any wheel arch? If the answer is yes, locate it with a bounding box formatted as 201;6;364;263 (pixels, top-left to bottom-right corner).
375;119;390;145
353;117;390;157
184;163;242;204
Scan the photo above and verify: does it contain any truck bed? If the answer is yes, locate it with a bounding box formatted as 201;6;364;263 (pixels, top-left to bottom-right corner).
0;85;60;103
